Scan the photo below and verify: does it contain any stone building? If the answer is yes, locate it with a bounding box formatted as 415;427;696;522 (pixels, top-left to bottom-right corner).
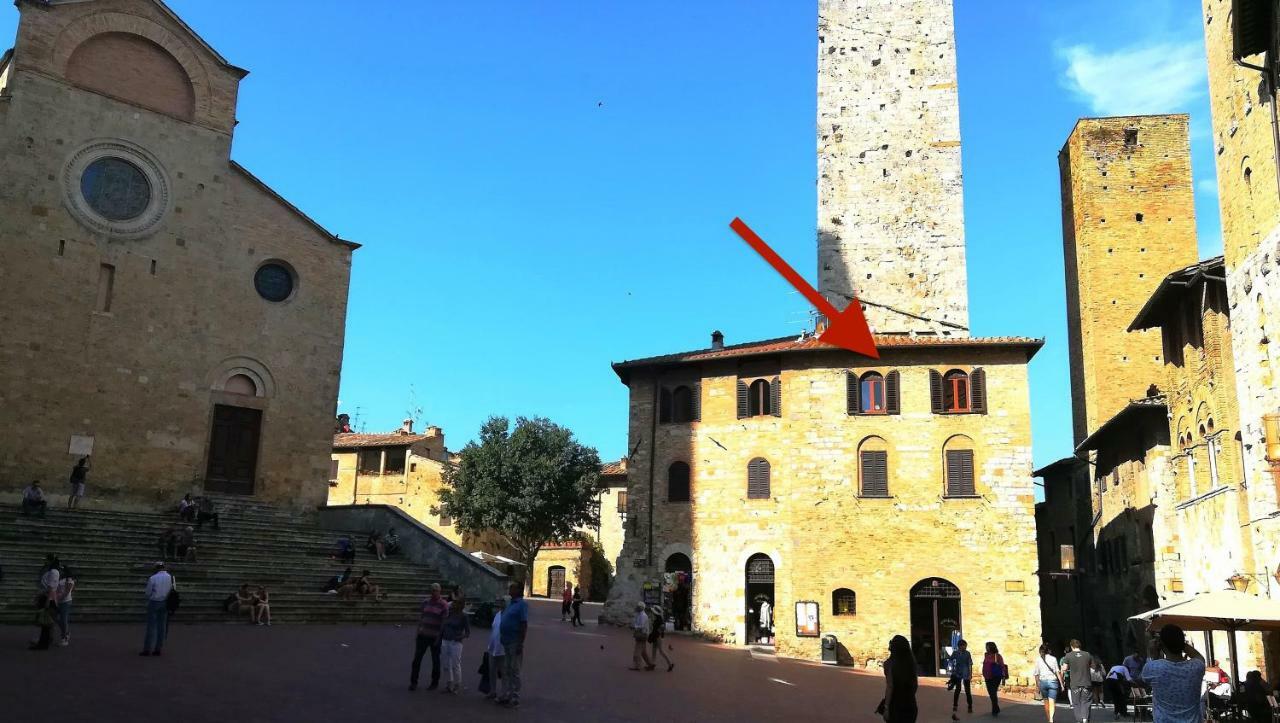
1059;115;1199;445
1032;457;1096;651
594;458;629;576
816;0;968;334
0;0;354;510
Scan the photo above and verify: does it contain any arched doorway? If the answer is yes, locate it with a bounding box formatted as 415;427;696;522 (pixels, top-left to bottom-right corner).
910;578;962;676
547;565;566;599
666;553;693;631
745;553;775;645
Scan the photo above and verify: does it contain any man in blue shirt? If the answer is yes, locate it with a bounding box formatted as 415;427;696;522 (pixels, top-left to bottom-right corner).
497;582;529;708
1141;625;1206;723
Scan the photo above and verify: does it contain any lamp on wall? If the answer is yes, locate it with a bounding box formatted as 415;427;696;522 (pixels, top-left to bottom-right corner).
1228;573;1251;593
1226;571;1273;595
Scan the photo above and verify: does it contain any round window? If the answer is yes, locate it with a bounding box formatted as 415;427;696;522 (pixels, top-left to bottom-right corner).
254;263;295;302
80;157;152;221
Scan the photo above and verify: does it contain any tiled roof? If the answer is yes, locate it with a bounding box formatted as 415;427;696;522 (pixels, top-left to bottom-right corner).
333;432;436;450
1129;256;1225;331
601;459;627;477
1033;456;1087;478
612;333;1043;381
1075;397;1169;454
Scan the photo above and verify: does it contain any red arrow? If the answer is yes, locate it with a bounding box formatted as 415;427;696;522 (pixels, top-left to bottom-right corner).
729;217;879;359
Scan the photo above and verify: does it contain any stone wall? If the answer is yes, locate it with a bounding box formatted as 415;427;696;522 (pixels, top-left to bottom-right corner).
1059;115;1199;445
328;447;464;547
529;545;591;599
606;344;1041;671
816;0;969;334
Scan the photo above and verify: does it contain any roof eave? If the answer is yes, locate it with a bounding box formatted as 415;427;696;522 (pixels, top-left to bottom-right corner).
231;161;360;250
1075;402;1168;454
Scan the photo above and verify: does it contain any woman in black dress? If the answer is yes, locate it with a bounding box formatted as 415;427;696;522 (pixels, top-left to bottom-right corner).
883;635;919;723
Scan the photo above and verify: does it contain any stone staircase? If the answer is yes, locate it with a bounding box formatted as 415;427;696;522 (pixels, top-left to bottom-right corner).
0;496;450;625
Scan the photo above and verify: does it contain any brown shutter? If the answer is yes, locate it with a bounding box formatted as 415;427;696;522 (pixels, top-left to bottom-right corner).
970;368;987;414
861;450;888;497
885;371;901;415
659;386;672;424
770;376;782;417
691;381;701;422
747;458;771;499
930;370;944;414
847;371;860;416
737;381;748;419
668;462;690;502
946;449;975;496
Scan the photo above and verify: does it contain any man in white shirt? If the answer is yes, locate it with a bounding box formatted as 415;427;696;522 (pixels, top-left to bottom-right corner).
630;602;653;671
141;562;174;656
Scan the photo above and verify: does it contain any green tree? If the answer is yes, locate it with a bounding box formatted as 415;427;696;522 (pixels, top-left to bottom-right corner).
437;416;601;594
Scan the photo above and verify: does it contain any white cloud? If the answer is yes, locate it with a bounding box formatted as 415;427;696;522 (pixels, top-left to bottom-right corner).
1058;40;1207;116
1196;177;1218;196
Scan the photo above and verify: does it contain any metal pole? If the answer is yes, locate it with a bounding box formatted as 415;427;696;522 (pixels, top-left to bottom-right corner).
1227;626;1241;693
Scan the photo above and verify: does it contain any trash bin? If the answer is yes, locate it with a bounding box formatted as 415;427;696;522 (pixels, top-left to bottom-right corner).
822;634;839;665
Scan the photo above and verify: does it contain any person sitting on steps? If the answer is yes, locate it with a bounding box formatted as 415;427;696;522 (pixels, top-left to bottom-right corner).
178;494;197;523
324;567;353;594
231;583;256;620
20;480;48;517
253;586;272;626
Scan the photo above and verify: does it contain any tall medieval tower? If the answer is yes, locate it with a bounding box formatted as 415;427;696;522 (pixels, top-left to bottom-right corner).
817;0;970;335
1059;115;1199;445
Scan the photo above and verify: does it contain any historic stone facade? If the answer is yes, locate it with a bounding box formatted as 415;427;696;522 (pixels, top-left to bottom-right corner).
1059;115;1199;445
0;0;354;510
1033;457;1096;651
594;458;629;575
604;334;1044;671
816;0;968;334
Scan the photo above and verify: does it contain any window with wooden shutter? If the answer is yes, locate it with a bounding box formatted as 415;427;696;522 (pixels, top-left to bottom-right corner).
670;385;694;423
929;369;944;413
943;370;970;413
859;372;886;414
860;449;889;497
846;371;860;416
969;368;987;414
770;376;782;417
747;379;769;416
691;381;701;422
944;448;975;497
885;370;901;414
667;461;690;502
737;381;749;419
747;457;771;499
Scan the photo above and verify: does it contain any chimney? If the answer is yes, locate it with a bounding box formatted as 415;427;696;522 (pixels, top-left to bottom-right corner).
426;425;442;438
400;418;414;434
711;330;724;349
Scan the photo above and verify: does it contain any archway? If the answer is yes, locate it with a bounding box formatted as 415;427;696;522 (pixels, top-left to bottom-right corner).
665;552;693;631
910;578;962;676
745;553;775;645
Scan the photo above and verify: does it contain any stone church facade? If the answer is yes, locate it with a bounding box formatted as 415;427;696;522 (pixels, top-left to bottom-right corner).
604;0;1043;671
0;0;355;510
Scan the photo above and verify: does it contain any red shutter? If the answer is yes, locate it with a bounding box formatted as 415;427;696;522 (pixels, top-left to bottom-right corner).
737;381;748;419
970;368;987;414
770;376;782;417
930;370;944;414
847;371;860;416
861;450;889;497
886;371;901;415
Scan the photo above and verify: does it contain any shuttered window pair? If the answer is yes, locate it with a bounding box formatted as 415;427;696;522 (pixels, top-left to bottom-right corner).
929;368;987;414
944;449;976;497
847;371;900;415
658;383;700;424
859;450;889;497
747;457;771;499
737;377;781;418
668;461;690;502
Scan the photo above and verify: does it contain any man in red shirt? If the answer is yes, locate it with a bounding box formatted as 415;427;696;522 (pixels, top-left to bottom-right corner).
409;583;450;691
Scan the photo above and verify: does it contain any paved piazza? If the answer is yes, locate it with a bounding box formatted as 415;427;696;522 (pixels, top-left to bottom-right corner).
2;600;1050;722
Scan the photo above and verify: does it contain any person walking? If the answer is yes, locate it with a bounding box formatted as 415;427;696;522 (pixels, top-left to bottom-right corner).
571;585;584;627
883;634;919;723
952;639;975;713
496;582;529;709
982;642;1007;716
561;581;573;622
630;602;654;671
140;562;174;656
648;605;675;672
55;566;76;646
1035;643;1064;723
29;555;60;651
1140;625;1205;723
1061;640;1096;723
67;457;88;509
480;596;506;699
1090;658;1106;714
409;583;449;691
440;597;470;693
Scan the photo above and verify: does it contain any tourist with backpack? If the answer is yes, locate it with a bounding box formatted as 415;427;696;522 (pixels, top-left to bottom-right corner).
951;639;975;713
982;641;1008;716
1034;643;1064;723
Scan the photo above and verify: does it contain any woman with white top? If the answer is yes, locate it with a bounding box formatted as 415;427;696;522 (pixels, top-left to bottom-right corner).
483;598;506;699
1035;643;1064;723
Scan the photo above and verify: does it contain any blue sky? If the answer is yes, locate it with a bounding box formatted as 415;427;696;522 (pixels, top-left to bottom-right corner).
1;1;1221;467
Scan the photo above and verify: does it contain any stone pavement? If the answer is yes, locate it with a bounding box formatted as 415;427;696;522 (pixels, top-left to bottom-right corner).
1;600;1056;722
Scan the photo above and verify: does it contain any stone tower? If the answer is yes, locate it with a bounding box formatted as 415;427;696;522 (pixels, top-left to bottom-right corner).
817;0;969;335
1060;115;1198;445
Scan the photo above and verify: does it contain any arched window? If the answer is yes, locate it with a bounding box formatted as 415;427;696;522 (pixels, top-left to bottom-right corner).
943;435;976;497
668;461;690;502
739;377;781;418
848;370;901;415
930;369;986;414
832;588;856;616
671;385;694;423
747;457;771;499
858;436;889;497
861;372;886;413
748;379;771;416
944;370;970;412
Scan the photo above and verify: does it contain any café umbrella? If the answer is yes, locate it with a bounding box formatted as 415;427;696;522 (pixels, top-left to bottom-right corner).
1129;589;1280;686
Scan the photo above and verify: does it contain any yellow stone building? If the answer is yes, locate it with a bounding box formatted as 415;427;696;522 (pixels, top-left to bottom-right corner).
0;0;354;510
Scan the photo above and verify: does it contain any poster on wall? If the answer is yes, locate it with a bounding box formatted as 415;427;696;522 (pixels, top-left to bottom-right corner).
795;600;820;638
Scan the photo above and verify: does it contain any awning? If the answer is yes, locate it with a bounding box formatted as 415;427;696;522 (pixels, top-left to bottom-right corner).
1130;589;1280;686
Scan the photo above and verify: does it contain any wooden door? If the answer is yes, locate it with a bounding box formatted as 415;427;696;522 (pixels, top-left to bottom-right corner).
205;405;262;495
548;566;566;598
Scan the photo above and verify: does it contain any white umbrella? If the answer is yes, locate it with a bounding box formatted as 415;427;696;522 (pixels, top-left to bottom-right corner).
1129;589;1280;685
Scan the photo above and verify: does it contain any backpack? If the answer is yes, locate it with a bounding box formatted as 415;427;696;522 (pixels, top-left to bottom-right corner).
166;582;181;614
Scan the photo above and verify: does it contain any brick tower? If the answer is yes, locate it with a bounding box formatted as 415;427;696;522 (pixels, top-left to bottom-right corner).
1060;115;1199;445
817;0;970;335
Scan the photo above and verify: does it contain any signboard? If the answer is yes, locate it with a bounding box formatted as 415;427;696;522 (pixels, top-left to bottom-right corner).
795;600;820;638
642;581;662;607
68;435;94;456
